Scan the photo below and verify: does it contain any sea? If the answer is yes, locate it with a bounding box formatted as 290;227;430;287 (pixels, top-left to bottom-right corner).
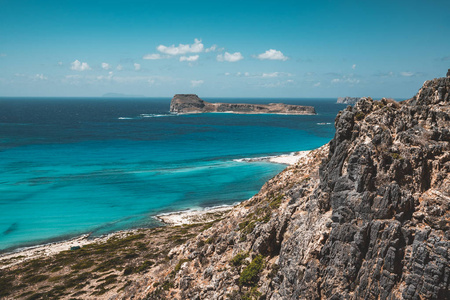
0;97;347;252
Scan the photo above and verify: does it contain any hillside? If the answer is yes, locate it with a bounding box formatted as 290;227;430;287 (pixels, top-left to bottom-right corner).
125;74;450;299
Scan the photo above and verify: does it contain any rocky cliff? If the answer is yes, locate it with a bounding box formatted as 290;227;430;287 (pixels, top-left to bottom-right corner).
121;75;449;300
170;94;316;115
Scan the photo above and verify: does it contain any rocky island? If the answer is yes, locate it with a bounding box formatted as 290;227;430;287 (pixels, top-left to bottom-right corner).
336;96;363;104
1;72;449;300
170;94;316;115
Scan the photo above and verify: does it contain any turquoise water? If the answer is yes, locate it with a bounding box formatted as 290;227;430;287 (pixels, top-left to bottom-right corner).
0;97;345;252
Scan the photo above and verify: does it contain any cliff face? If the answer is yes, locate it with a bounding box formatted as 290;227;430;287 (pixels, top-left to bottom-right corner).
170;94;317;115
123;76;449;300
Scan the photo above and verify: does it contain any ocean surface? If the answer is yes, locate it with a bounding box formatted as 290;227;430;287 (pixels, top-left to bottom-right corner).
0;97;347;252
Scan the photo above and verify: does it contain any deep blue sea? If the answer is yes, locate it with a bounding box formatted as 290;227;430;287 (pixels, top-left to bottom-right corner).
0;97;346;252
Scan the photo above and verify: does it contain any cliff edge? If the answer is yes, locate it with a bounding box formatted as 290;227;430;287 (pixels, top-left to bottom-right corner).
122;74;449;300
170;94;317;115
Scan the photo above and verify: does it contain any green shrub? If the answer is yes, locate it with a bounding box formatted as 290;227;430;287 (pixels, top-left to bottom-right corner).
161;280;174;291
239;255;264;286
269;194;283;209
355;111;365;121
71;260;94;270
174;258;190;273
230;252;248;267
135;260;154;273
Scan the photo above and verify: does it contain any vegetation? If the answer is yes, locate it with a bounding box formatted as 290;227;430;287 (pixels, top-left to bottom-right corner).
239;255;265;286
174;258;191;273
230;252;248;267
0;221;210;299
355;111;365;121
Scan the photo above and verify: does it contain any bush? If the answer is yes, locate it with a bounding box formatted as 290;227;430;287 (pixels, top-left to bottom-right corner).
239;255;264;286
230;252;248;267
174;258;190;273
355;111;365;121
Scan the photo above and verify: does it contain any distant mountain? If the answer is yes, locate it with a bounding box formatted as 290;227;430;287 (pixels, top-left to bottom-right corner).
102;93;145;98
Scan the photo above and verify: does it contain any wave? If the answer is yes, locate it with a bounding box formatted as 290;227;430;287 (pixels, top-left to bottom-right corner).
118;113;177;120
139;113;176;118
317;122;332;125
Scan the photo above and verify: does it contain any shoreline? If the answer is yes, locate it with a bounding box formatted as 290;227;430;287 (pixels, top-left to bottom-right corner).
0;205;235;270
0;150;309;269
234;150;311;165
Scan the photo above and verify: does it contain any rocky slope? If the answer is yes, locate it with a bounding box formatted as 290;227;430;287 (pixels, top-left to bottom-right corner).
119;75;449;300
170;94;316;115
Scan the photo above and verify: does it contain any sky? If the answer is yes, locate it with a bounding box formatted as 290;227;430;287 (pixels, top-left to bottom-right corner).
0;0;449;98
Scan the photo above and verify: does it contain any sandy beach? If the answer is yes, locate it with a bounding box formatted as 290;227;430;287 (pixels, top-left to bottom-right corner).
234;150;311;165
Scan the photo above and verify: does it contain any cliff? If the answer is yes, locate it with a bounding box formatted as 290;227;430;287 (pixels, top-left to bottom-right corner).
118;74;450;300
170;94;317;115
337;96;363;105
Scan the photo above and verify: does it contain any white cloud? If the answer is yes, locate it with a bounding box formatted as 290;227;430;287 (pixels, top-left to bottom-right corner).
352;64;356;70
35;74;48;80
157;38;204;55
217;52;244;62
70;60;91;71
331;77;360;84
230;71;292;78
134;63;141;71
256;49;288;61
143;53;165;60
0;53;6;57
57;61;63;66
205;45;218;52
102;62;111;70
262;72;284;78
401;71;414;77
179;55;199;62
116;64;123;71
313;82;321;87
191;79;204;87
224;72;231;76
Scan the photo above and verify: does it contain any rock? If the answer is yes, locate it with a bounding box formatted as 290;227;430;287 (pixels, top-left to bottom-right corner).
121;72;450;300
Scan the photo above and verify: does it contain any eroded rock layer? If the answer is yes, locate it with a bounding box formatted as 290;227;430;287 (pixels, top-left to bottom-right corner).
122;76;449;300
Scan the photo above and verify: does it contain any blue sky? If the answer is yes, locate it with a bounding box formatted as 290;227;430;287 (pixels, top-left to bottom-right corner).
0;0;449;98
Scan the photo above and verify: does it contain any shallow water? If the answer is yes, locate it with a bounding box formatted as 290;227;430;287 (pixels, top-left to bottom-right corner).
0;97;346;251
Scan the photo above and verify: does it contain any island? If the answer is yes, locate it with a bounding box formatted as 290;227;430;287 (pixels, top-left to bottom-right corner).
170;94;316;115
336;96;362;104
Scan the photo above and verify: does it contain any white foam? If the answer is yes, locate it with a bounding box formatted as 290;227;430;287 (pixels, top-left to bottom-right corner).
139;113;176;118
234;151;311;165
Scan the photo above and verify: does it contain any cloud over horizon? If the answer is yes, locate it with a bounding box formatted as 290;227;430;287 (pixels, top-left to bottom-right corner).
179;55;199;62
256;49;288;61
217;52;243;62
157;38;204;56
191;79;204;87
71;60;91;71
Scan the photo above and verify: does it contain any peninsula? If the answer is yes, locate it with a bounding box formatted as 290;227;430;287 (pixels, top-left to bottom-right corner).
170;94;316;115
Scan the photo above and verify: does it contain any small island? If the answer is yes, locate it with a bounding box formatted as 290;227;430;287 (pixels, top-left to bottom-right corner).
170;94;316;115
336;96;362;104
